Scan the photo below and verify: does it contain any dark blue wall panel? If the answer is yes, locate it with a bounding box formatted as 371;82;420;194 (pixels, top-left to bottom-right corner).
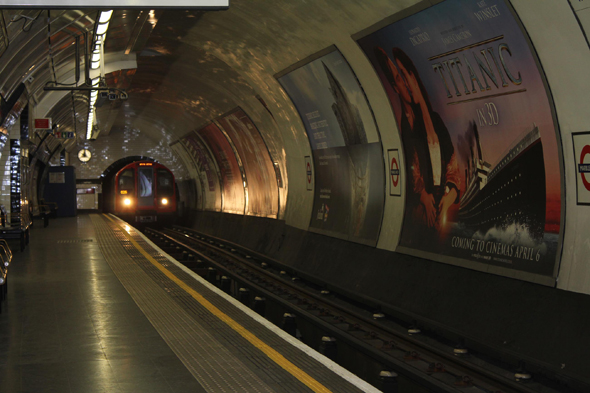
43;166;76;217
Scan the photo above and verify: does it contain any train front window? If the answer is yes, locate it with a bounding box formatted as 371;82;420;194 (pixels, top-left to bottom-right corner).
138;167;154;207
157;169;174;197
118;169;135;193
138;168;153;197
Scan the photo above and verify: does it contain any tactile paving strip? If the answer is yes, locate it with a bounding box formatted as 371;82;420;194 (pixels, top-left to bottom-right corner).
91;214;276;393
123;243;365;393
92;214;372;393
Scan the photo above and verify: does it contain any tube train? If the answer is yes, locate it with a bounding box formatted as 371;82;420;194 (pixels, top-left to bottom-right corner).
114;161;177;224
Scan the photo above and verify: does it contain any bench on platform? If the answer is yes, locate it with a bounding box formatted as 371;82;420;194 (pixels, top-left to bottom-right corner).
32;205;52;228
39;199;58;218
0;213;31;251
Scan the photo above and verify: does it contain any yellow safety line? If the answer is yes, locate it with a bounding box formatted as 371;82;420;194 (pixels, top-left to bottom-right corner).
103;214;333;393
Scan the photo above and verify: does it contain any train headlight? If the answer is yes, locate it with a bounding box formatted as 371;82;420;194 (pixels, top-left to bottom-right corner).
123;198;132;206
161;198;168;205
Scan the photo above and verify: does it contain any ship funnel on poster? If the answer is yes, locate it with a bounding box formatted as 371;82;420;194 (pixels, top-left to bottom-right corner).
357;0;562;284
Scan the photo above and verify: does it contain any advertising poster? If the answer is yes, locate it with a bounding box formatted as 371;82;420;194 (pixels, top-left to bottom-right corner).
170;142;205;210
357;0;562;281
181;132;217;192
278;48;384;246
217;109;279;218
197;123;245;215
179;132;222;211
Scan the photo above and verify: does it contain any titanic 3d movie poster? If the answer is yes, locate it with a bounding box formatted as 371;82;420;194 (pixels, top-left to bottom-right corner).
358;0;562;282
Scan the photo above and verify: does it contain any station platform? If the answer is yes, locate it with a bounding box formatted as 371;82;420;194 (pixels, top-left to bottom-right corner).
0;214;377;393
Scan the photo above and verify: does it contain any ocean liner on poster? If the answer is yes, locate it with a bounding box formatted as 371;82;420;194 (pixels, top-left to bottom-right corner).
458;123;545;240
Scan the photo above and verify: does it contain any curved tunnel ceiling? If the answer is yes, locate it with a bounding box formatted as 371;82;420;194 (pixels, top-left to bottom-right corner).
0;2;403;182
15;6;392;134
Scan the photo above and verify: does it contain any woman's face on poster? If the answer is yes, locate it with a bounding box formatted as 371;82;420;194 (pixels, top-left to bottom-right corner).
387;56;412;105
396;60;419;104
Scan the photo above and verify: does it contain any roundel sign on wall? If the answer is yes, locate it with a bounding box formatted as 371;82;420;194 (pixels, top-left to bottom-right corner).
579;145;590;191
391;156;399;187
573;132;590;205
387;149;401;196
304;156;313;191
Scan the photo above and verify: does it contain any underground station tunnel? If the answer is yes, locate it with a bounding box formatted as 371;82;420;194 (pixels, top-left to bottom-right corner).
0;0;589;392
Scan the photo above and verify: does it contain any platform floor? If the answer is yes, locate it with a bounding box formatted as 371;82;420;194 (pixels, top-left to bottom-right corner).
0;215;376;393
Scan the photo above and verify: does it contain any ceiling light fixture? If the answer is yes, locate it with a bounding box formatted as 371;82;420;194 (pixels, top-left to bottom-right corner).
86;10;112;140
98;10;113;24
86;77;100;139
90;10;112;70
95;22;109;36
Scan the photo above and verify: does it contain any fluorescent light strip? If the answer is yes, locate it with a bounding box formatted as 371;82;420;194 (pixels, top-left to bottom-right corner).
99;10;113;23
86;11;112;140
96;21;109;36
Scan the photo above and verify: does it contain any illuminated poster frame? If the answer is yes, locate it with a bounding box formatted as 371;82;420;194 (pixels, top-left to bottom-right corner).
181;132;217;193
216;107;279;218
178;132;223;212
276;45;385;246
196;122;245;215
355;0;564;285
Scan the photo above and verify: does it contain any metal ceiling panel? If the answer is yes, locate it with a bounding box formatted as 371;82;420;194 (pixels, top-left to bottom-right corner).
0;11;9;58
0;9;96;97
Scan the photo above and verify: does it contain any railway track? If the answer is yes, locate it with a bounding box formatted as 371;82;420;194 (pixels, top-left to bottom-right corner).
144;225;572;393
